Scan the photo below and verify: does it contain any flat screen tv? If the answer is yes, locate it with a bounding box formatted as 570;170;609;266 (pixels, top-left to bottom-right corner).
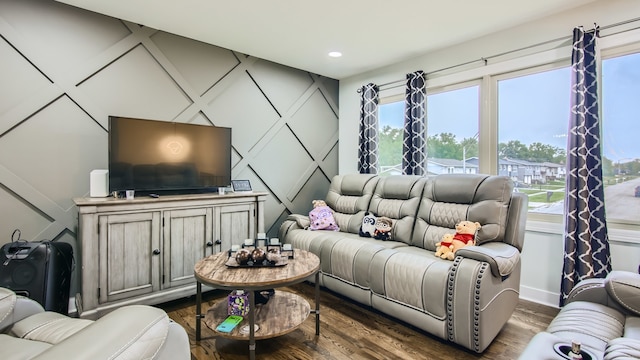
108;116;232;196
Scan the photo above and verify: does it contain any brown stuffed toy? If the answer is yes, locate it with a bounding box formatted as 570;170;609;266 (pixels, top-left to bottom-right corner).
435;233;456;260
435;221;481;260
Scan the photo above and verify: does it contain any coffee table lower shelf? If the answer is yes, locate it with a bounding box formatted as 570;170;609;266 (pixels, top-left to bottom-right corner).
204;291;310;340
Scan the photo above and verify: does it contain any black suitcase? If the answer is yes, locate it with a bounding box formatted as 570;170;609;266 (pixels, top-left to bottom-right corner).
0;240;73;314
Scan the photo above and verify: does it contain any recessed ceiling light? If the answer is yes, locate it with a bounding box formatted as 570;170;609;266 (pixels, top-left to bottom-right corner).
328;51;342;58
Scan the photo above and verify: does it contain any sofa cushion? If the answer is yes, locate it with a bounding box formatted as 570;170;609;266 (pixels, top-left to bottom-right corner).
546;301;625;352
0;334;50;359
326;238;408;289
367;175;425;244
369;246;451;320
10;312;92;344
412;174;514;250
604;337;640;360
284;228;406;285
625;317;640;340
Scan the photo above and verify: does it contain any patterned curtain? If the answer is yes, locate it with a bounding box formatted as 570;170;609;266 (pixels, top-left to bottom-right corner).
402;71;427;175
357;83;379;174
560;26;611;306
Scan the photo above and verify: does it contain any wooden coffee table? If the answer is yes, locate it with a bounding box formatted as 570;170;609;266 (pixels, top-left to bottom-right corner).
194;249;320;360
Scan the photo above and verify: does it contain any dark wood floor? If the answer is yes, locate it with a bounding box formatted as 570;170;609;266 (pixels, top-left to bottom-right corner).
159;282;558;360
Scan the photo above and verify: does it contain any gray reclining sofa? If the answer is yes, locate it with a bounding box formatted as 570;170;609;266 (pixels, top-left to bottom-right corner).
279;173;528;352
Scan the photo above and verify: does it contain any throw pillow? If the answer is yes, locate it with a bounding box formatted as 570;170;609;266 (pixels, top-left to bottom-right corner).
309;205;339;231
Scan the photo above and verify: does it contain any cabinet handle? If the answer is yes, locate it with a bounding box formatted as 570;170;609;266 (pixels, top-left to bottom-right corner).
206;241;213;247
212;239;222;252
153;249;161;255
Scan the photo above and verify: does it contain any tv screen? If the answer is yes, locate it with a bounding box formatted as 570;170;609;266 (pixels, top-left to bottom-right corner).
108;116;232;195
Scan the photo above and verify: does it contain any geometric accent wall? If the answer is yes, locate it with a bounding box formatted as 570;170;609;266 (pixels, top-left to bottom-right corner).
0;0;338;293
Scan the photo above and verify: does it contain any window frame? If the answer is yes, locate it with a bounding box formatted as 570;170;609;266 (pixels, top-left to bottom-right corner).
376;30;640;237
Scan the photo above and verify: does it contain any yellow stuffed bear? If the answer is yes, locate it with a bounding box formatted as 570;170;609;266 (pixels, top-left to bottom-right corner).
434;233;456;260
434;220;482;260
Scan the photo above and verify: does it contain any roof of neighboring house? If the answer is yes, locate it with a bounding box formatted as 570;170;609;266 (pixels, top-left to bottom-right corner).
428;158;478;167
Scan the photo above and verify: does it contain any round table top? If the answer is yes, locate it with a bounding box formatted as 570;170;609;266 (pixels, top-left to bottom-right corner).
194;249;320;290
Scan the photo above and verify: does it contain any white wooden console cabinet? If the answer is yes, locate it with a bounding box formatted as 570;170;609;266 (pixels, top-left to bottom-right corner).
73;192;267;319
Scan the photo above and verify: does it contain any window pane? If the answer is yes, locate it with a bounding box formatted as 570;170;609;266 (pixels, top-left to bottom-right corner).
427;86;479;175
378;85;479;176
497;67;570;214
378;101;404;175
602;51;640;223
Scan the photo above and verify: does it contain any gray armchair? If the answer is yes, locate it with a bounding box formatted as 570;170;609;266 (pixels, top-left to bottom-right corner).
519;271;640;359
0;287;190;360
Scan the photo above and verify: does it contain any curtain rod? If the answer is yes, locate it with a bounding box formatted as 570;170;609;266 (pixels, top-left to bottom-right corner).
359;16;640;93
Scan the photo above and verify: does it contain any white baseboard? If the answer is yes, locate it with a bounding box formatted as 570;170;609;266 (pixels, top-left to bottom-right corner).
519;285;560;309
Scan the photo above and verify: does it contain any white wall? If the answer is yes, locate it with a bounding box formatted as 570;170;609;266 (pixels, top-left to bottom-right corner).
338;0;640;307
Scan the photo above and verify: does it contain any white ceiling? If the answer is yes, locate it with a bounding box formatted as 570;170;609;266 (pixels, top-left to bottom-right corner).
55;0;596;79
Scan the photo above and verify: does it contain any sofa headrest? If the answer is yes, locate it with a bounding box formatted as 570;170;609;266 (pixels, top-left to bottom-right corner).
325;174;379;233
429;174;513;204
374;175;424;200
334;173;378;196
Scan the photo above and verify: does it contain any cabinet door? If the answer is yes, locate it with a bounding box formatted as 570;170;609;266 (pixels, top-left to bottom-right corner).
163;207;213;288
215;203;256;251
98;212;161;304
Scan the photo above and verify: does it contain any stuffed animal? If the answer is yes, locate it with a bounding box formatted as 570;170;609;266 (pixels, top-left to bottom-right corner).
359;212;377;237
312;199;327;208
434;220;481;260
373;216;393;240
309;200;339;231
450;221;481;253
434;233;456;260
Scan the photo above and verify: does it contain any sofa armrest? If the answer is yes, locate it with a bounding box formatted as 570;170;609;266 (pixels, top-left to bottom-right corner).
565;278;609;305
455;242;520;278
33;305;173;360
0;287;44;333
605;271;640;316
286;214;310;230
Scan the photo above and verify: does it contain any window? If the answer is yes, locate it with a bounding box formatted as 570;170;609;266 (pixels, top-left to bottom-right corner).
377;35;640;226
601;50;640;223
497;66;570;215
378;84;479;176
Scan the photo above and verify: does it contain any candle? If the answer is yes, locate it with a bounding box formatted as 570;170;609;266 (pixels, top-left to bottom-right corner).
231;245;240;251
282;244;292;251
244;239;254;246
270;238;280;245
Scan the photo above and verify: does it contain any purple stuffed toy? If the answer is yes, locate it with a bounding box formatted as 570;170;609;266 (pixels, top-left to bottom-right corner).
309;200;339;231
